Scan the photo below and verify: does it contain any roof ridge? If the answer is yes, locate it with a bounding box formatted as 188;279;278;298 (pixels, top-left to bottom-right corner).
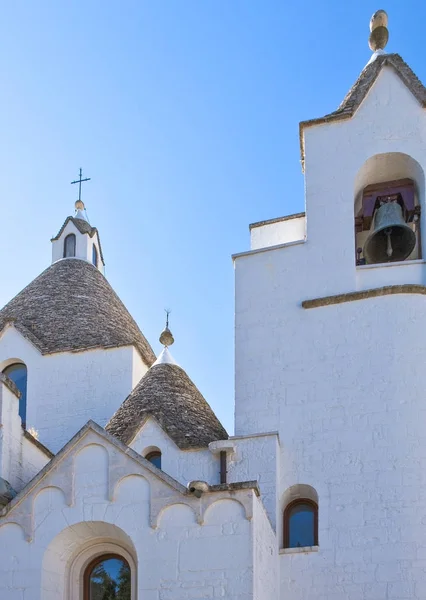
299;53;426;170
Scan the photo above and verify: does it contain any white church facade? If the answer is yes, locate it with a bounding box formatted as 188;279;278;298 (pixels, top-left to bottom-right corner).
1;10;426;599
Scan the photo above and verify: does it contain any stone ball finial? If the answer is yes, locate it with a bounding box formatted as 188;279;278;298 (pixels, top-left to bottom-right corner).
159;326;174;347
75;200;85;211
369;10;389;51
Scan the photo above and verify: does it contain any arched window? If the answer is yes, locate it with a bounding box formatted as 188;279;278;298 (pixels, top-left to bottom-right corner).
2;363;27;427
84;553;131;599
64;233;76;258
145;450;161;469
92;244;98;267
283;499;318;549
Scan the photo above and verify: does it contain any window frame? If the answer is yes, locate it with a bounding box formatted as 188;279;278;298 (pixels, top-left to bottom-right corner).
64;233;76;258
92;244;98;267
283;498;318;549
145;450;162;469
83;552;131;600
2;362;28;428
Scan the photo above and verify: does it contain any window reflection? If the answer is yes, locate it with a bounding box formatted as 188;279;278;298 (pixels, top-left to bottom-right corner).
85;555;130;600
64;234;76;258
3;363;27;427
145;450;161;469
284;500;318;548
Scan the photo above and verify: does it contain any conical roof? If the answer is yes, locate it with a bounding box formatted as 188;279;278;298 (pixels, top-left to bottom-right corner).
0;259;156;365
106;362;228;449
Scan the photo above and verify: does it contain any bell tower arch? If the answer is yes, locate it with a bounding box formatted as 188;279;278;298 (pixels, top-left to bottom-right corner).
354;152;425;265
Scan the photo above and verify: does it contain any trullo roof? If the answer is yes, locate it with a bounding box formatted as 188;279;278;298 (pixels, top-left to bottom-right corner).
106;361;228;449
0;259;156;365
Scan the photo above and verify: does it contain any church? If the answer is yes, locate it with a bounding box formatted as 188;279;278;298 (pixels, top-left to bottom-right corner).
1;10;426;599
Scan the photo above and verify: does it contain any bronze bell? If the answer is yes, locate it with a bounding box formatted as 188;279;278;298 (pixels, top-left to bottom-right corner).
363;202;416;264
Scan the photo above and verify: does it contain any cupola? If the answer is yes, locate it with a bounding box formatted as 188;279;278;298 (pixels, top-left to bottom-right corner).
51;201;104;273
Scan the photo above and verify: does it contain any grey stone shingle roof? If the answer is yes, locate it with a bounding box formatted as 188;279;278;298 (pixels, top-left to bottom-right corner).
106;362;228;449
0;259;156;365
51;216;105;264
299;53;426;170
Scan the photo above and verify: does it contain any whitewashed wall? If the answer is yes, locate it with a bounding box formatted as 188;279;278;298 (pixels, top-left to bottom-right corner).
250;215;306;250
0;429;258;599
0;326;148;454
235;65;426;598
130;417;221;486
228;433;279;530
51;221;103;273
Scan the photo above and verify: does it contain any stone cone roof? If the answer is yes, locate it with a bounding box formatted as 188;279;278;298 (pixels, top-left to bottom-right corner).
0;259;156;365
106;362;228;449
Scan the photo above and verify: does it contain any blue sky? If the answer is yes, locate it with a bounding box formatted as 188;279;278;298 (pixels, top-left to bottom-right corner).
0;1;424;434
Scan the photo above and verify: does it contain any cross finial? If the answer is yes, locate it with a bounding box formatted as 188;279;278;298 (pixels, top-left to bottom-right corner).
71;168;91;202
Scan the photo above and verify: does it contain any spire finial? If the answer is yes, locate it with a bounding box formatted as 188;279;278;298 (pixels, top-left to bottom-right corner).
71;168;91;203
159;309;175;347
369;10;389;52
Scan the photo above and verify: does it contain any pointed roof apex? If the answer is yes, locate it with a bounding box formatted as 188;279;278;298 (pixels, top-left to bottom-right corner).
74;199;88;222
153;347;178;367
299;53;426;170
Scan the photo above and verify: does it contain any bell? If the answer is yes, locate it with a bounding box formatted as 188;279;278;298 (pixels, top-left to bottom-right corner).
363;202;416;264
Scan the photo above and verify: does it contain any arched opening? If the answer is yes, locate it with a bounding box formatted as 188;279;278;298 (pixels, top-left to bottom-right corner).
84;553;131;599
354;153;425;265
281;484;319;549
283;499;318;549
42;521;137;599
2;362;27;427
145;449;162;470
92;245;98;267
64;233;76;258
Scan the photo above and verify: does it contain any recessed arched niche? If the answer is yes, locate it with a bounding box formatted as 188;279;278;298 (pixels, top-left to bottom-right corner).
354;153;425;266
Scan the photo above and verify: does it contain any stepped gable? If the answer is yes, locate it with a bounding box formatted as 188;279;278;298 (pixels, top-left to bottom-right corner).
106;362;228;449
0;259;156;365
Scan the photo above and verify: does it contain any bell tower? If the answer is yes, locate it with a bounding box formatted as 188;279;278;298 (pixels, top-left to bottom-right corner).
234;10;426;597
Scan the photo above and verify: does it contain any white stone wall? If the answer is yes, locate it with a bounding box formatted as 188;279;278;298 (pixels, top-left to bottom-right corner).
236;68;426;600
51;221;103;273
0;428;258;599
130;417;221;486
253;495;278;600
234;66;426;598
228;433;279;530
250;215;306;250
0;382;23;491
0;326;148;454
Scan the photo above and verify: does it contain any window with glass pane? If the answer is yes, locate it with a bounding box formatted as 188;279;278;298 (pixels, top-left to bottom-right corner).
3;363;27;427
92;245;98;267
145;451;161;469
64;233;76;257
284;500;318;548
84;554;131;600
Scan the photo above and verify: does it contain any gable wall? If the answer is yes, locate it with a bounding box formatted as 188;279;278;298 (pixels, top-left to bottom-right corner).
0;430;258;599
0;327;145;454
130;418;220;486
